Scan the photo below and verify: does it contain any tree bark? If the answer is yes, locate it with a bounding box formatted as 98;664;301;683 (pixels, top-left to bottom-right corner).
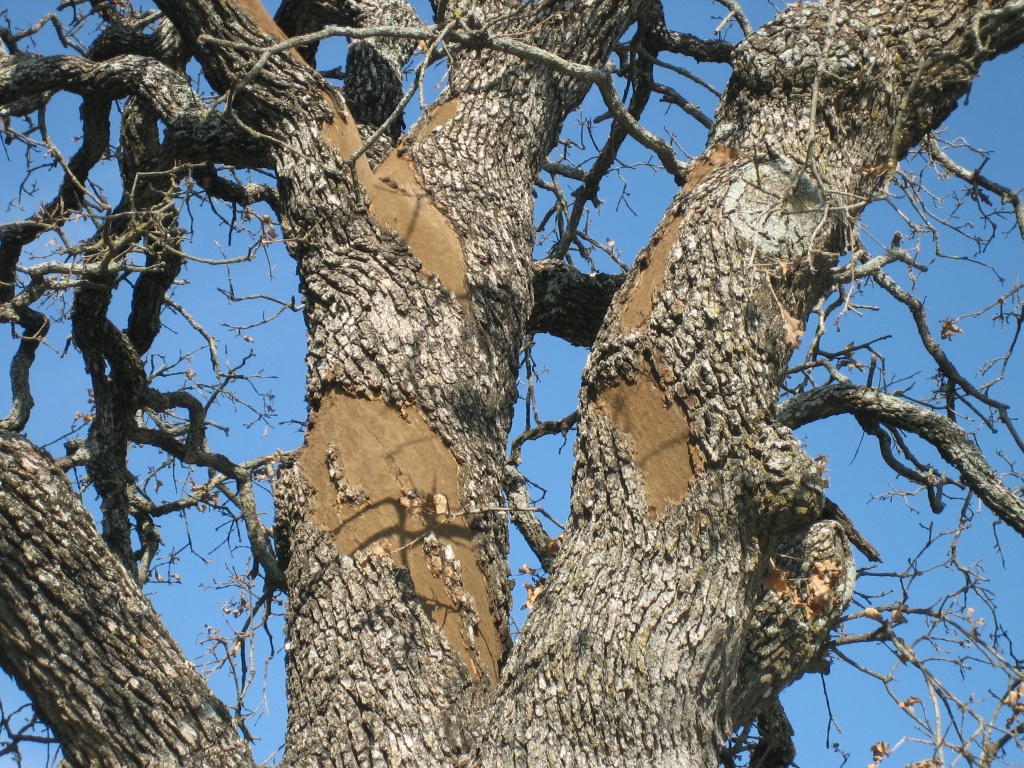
473;1;1024;764
1;0;1024;766
0;433;252;768
149;0;657;762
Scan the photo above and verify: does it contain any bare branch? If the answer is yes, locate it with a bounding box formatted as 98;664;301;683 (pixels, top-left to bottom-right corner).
528;259;624;346
777;385;1024;536
923;134;1024;242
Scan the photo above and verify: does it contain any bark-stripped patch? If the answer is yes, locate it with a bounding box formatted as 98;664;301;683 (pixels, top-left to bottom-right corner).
234;0;470;314
619;145;741;334
320;101;470;314
416;97;460;137
372;149;469;312
681;143;740;194
619;215;683;333
297;390;499;684
596;376;694;514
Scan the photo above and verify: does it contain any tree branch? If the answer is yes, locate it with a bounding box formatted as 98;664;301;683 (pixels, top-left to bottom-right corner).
528;258;625;346
0;432;254;767
776;385;1024;536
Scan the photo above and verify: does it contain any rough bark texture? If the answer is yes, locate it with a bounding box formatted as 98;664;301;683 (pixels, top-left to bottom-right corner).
148;0;657;763
471;2;1024;765
1;0;1023;766
0;433;253;767
529;259;626;347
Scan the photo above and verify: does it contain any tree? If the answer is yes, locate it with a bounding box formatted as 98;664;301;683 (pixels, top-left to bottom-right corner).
1;0;1024;765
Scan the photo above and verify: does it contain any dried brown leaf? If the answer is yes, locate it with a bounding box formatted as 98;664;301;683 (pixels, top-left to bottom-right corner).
940;318;963;340
765;567;793;596
523;582;545;611
898;696;922;711
870;741;890;762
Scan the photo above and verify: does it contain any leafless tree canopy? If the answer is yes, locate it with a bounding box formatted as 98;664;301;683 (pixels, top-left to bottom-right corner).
2;0;1024;766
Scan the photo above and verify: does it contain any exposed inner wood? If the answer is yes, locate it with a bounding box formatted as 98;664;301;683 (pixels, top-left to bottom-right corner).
297;390;501;684
237;1;470;312
618;145;738;335
596;376;694;513
233;3;489;676
372;142;469;313
320;101;470;313
619;215;682;333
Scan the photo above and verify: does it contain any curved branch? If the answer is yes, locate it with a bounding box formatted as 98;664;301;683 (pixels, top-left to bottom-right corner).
872;266;1024;453
528;258;624;346
652;28;734;63
923;134;1024;242
856;415;952;514
0;309;48;433
87;12;188;66
0;51;269;168
1;52;200;119
0;432;254;767
776;385;1024;535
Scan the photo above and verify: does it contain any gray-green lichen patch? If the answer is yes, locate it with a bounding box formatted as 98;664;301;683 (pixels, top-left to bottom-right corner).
723;157;826;262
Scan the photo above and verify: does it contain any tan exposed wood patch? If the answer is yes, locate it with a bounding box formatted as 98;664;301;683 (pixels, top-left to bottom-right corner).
320;100;470;314
370;150;469;312
682;143;740;194
597;377;694;514
419;97;460;136
237;0;470;316
297;390;500;684
619;216;683;333
618;144;739;334
229;0;305;63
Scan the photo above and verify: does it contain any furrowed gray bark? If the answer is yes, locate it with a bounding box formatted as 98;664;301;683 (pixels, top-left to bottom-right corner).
1;0;1023;765
474;2;1024;765
150;0;656;763
0;432;253;768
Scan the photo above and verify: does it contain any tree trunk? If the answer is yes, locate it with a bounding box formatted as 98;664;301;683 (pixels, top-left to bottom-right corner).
0;433;253;767
476;3;1024;764
1;0;1023;766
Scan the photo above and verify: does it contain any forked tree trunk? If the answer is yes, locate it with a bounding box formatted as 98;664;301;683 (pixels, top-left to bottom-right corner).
0;1;1022;766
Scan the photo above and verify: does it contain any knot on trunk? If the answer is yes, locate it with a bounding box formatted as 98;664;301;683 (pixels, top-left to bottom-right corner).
750;422;825;532
732;519;855;725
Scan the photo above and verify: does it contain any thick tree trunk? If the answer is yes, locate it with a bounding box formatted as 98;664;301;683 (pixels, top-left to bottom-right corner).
152;0;656;763
474;2;1024;765
1;1;1023;766
0;433;252;767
